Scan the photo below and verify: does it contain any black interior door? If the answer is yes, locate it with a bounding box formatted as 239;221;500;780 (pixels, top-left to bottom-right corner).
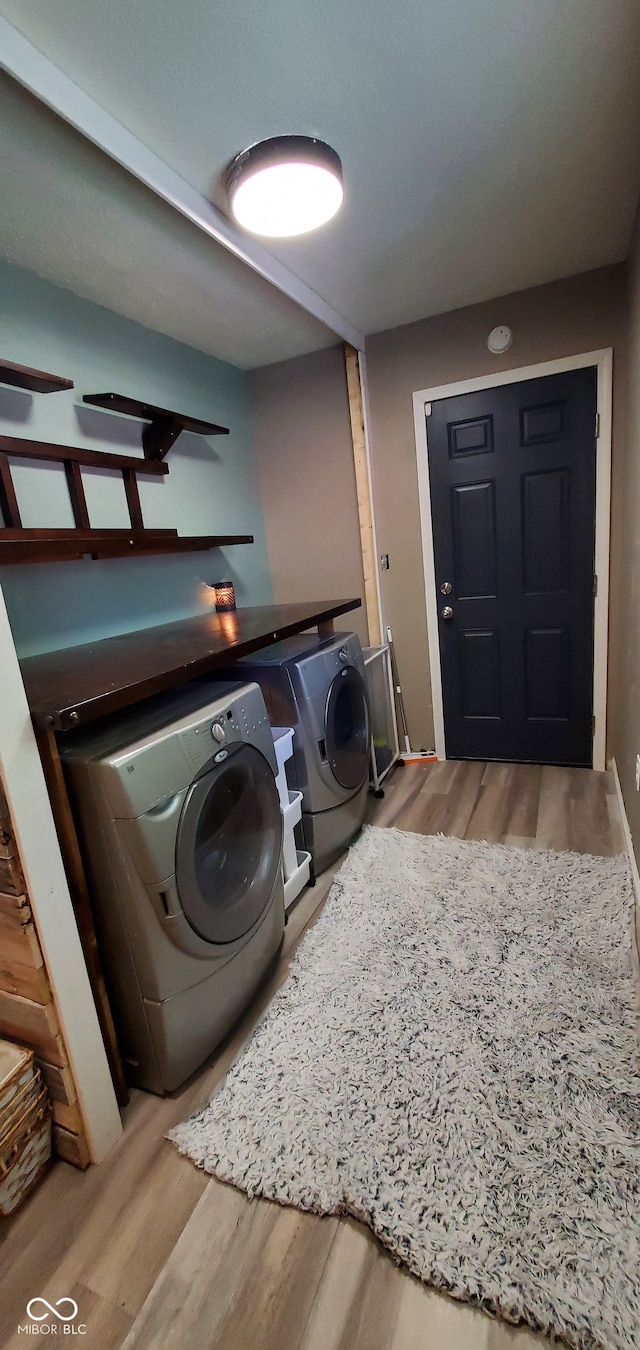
427;367;597;765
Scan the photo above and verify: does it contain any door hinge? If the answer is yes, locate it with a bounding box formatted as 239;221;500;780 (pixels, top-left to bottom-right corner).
595;412;600;438
593;572;598;597
424;401;432;417
592;714;596;738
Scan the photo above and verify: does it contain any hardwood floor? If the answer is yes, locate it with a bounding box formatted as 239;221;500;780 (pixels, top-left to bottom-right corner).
1;762;625;1350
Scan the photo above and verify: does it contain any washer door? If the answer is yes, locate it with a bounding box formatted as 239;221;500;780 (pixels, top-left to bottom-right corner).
175;745;282;945
325;667;370;791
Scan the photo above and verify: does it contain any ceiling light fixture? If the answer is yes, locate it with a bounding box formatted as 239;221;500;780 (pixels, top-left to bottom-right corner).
225;136;343;238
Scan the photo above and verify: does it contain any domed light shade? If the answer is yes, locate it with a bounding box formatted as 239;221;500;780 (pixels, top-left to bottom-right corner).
225;136;343;237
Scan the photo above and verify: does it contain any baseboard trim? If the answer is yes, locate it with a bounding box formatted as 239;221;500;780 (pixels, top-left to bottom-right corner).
609;757;640;913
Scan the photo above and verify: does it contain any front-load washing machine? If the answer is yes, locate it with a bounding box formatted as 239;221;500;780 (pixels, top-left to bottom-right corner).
61;681;284;1095
210;632;370;873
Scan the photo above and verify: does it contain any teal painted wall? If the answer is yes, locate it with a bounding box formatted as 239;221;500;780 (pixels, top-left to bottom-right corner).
0;260;272;656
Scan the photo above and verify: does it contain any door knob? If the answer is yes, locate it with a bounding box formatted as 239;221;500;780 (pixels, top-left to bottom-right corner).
440;606;454;620
440;581;452;595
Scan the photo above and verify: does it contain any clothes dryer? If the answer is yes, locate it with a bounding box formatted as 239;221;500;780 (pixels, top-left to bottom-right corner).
211;632;370;873
61;681;284;1094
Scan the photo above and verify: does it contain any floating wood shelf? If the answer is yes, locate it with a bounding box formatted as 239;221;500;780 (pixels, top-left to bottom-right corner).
0;528;253;565
20;599;362;730
83;392;229;460
0;358;74;394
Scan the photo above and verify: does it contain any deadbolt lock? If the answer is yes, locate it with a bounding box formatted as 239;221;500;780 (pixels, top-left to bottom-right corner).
440;581;452;595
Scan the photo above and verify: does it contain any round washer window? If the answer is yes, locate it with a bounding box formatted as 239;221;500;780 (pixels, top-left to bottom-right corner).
325;666;370;791
175;744;282;944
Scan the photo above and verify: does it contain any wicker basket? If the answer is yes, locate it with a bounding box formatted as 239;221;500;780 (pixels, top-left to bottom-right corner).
0;1040;52;1216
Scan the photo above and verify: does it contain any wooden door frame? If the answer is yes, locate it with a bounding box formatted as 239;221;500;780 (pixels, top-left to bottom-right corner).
412;349;613;770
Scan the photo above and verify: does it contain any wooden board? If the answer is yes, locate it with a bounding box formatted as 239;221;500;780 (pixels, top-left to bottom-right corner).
52;1099;85;1133
0;989;64;1064
0;532;255;566
20;599;362;730
0;853;25;897
344;346;382;647
0;358;74;394
0;892;32;930
82;391;228;438
0;783;8;828
53;1123;91;1170
35;1055;77;1105
0;918;47;1003
0;435;168;475
0;936;49;1002
0;921;43;973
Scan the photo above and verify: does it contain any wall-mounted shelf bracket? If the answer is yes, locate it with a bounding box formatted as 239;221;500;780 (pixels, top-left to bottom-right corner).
82;392;229;460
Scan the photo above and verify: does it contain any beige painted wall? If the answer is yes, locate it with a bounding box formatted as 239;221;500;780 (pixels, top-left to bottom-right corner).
250;266;627;759
366;265;628;749
250;345;369;647
611;214;640;856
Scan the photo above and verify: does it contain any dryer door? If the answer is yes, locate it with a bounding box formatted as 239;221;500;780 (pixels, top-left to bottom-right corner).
325;667;370;791
175;745;282;945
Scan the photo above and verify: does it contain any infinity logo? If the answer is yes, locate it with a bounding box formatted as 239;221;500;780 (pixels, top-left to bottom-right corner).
26;1299;79;1322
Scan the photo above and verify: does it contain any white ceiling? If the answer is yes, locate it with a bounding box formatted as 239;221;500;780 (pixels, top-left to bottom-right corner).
1;0;640;367
0;76;338;368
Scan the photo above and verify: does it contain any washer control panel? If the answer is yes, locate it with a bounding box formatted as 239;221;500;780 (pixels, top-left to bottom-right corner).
176;683;275;778
73;679;277;819
179;706;238;772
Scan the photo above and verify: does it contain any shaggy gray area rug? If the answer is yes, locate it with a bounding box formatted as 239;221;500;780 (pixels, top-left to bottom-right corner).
169;826;640;1350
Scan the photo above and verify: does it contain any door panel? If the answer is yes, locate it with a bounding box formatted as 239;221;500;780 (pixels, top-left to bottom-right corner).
520;399;569;445
428;367;596;765
448;414;494;457
522;470;570;595
524;628;570;720
451;481;497;598
458;630;501;719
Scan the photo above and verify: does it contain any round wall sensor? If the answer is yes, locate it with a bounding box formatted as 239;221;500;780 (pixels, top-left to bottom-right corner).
487;325;512;354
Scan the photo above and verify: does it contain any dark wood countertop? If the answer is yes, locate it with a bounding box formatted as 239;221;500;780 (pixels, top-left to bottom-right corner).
20;598;362;731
